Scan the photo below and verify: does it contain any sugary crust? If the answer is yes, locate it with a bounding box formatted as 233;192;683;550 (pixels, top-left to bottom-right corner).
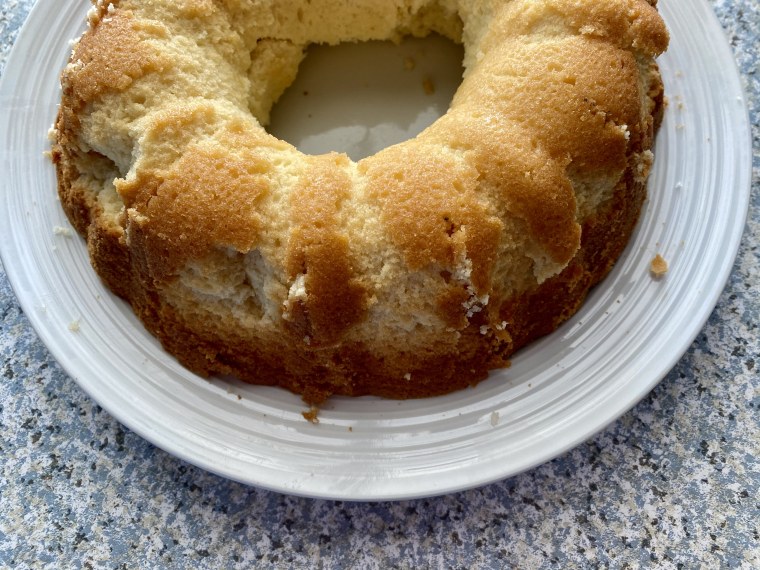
53;0;668;404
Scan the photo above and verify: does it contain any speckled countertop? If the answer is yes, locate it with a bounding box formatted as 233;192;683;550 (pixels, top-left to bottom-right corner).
1;0;758;567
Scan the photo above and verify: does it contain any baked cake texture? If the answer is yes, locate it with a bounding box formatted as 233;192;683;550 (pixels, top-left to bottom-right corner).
53;0;668;404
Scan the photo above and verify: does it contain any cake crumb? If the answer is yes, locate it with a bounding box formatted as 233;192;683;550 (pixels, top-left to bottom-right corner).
403;373;411;381
422;77;435;95
53;226;73;237
650;254;668;277
68;319;81;332
302;406;320;424
490;411;500;427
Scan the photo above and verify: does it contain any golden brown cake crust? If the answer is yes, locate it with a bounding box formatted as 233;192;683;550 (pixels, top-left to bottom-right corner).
53;0;668;404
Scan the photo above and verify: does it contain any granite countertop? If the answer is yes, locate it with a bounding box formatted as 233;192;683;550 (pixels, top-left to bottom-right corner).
1;0;758;567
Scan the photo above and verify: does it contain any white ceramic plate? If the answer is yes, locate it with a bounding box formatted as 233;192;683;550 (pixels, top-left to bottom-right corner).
0;0;751;500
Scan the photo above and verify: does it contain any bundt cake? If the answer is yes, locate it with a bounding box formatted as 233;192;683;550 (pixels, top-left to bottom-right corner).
52;0;668;404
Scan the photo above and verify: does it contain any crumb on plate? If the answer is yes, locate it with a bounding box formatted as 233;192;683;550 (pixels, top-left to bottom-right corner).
650;254;668;277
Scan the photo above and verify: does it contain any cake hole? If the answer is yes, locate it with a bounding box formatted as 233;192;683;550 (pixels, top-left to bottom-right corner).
443;216;457;237
85;150;121;182
268;34;464;161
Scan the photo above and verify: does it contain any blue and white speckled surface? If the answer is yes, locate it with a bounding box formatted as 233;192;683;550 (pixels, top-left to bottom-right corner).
1;0;758;567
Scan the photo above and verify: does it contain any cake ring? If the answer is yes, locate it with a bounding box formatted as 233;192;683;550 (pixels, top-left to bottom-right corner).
53;0;668;404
